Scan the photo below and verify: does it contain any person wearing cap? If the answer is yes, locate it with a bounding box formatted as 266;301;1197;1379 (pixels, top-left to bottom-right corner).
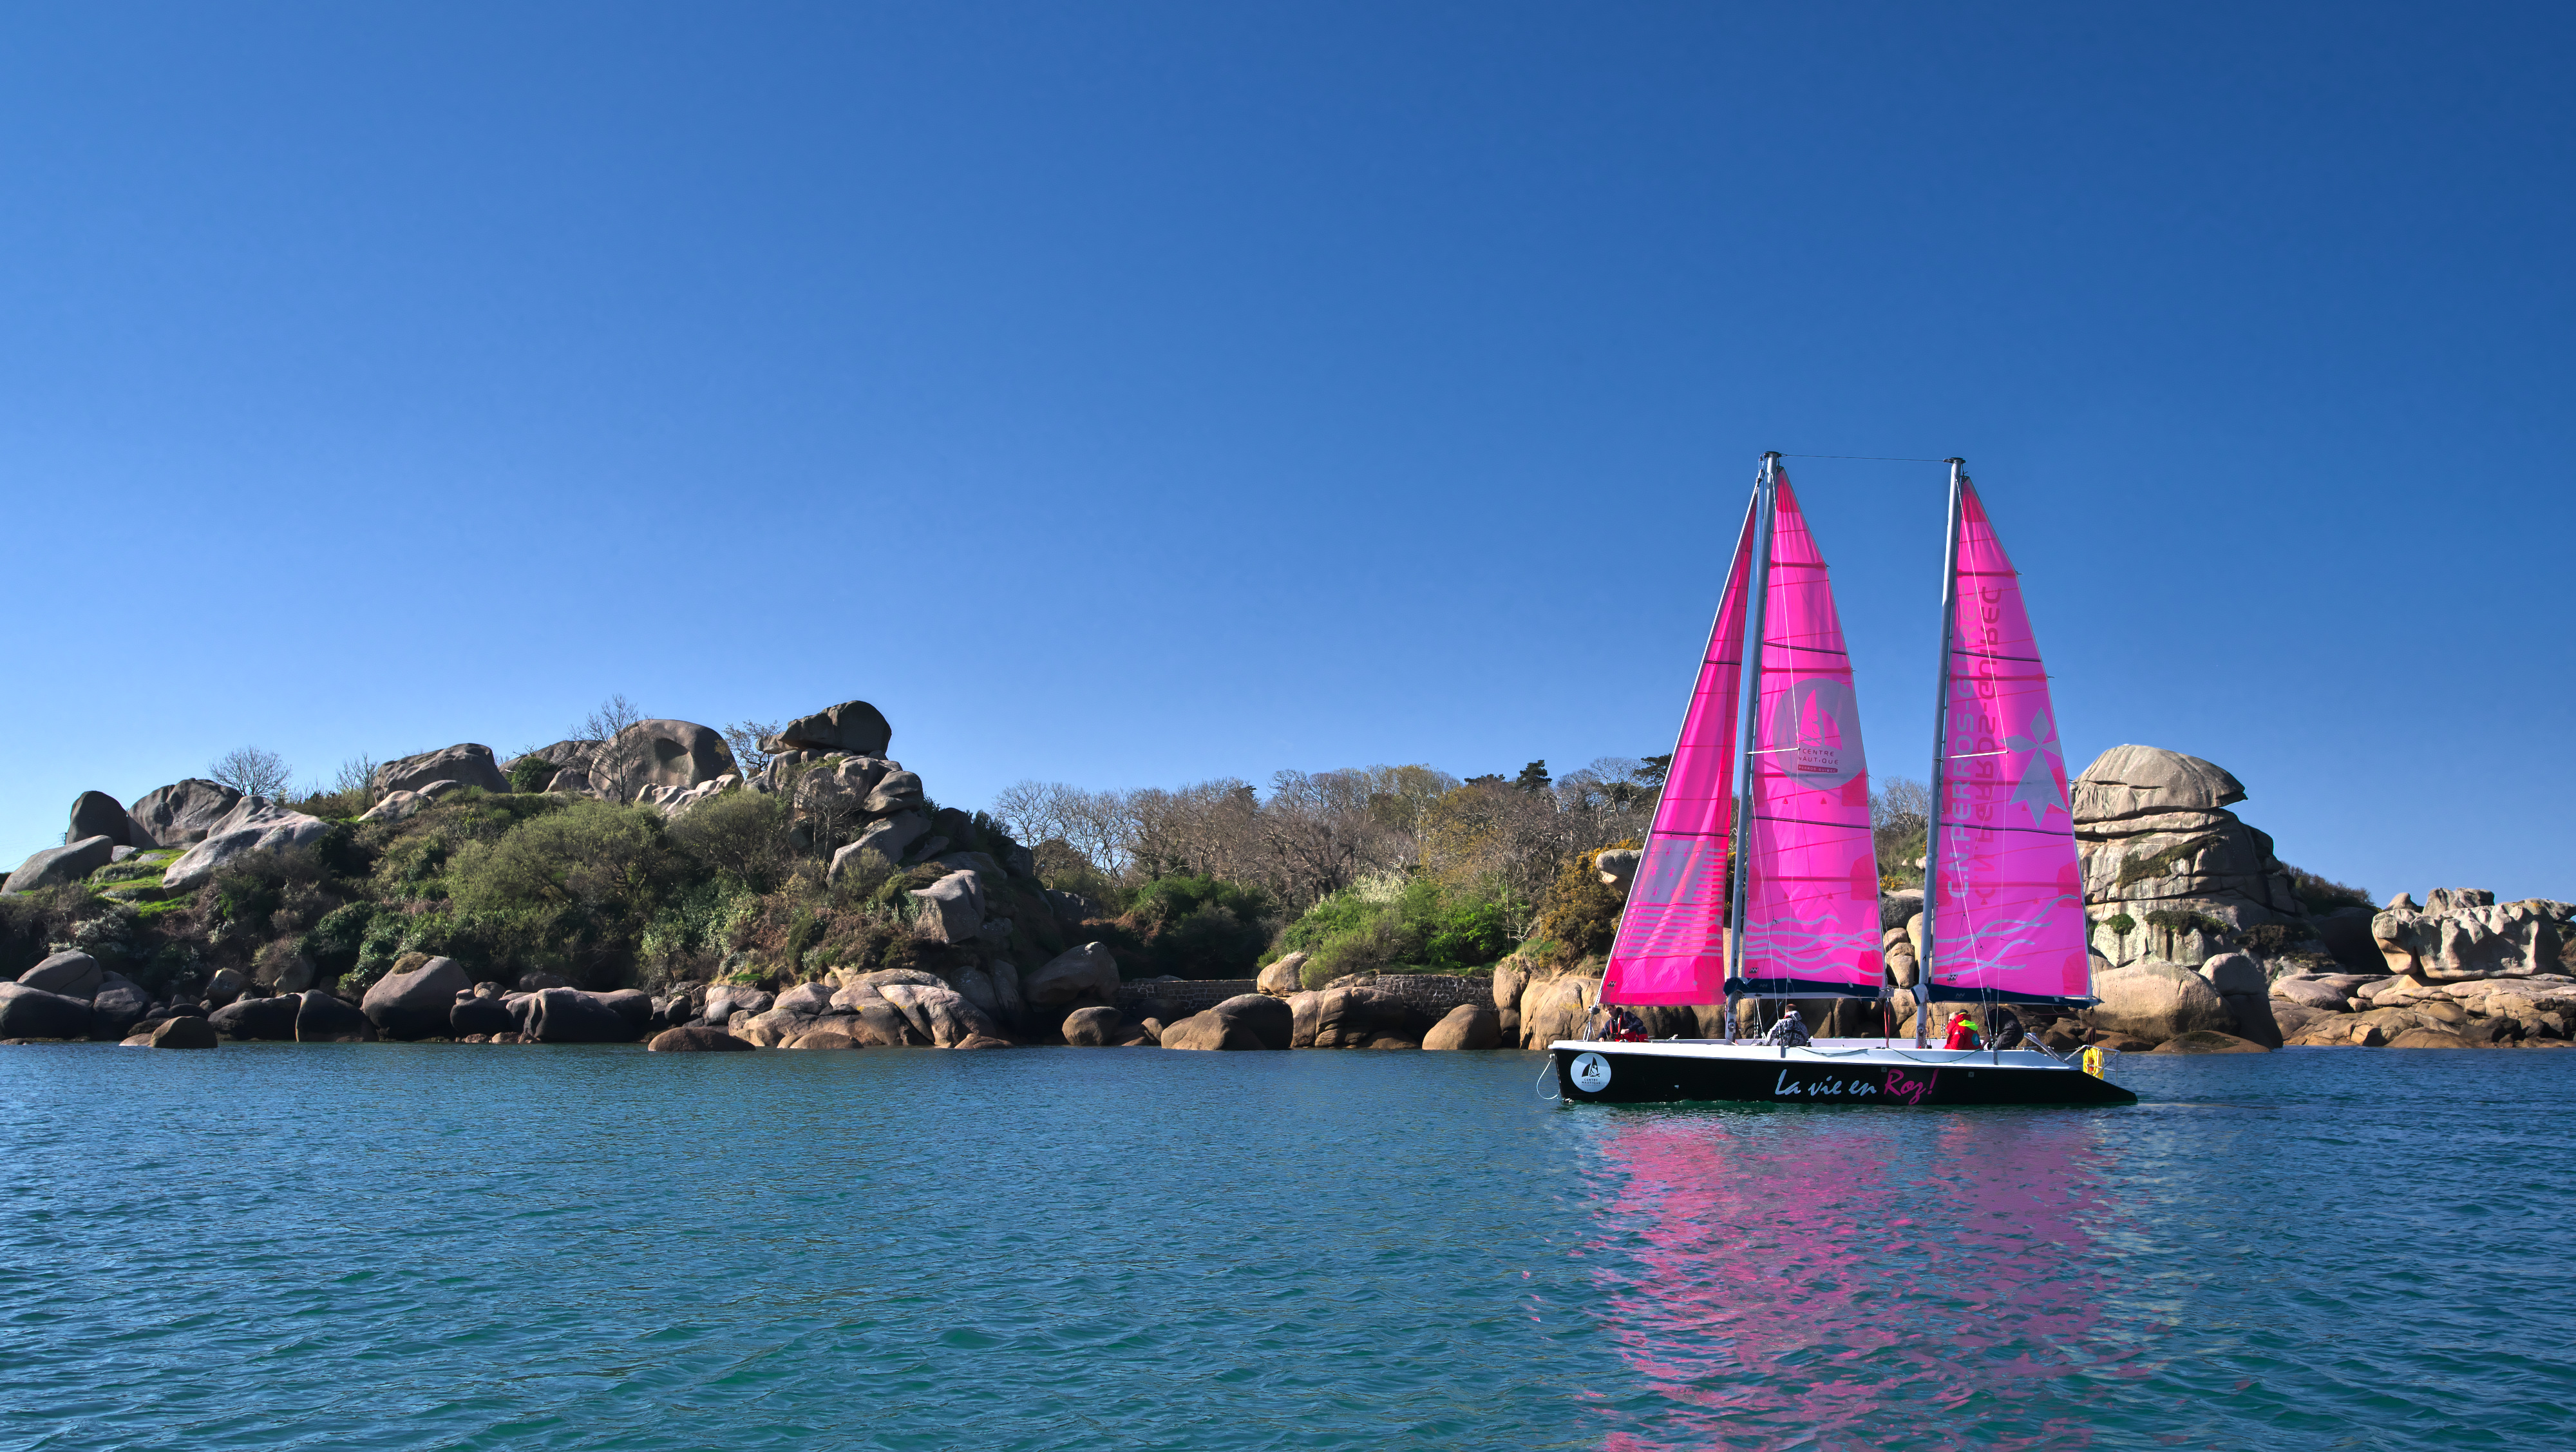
1762;1005;1812;1048
1942;1011;1984;1051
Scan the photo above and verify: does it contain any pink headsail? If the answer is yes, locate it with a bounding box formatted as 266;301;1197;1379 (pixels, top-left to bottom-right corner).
1728;473;1884;995
1927;479;2092;1002
1601;499;1756;1006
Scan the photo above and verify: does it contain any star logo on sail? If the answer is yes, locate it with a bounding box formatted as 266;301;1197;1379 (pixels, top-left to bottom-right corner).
2004;706;2067;828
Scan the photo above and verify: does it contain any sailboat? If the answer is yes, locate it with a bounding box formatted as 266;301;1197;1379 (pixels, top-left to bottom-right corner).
1550;454;2133;1107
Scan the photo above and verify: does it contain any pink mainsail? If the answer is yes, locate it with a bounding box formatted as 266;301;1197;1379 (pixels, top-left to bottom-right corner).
1601;499;1757;1006
1926;479;2092;1002
1730;473;1884;995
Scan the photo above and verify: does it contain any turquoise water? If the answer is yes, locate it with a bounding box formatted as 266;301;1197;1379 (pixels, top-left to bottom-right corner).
2;1045;2569;1450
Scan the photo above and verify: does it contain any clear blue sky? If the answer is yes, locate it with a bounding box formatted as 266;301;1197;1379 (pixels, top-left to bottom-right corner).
2;3;2568;902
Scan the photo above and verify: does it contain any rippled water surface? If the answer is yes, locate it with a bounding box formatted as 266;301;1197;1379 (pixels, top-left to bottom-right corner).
3;1044;2571;1449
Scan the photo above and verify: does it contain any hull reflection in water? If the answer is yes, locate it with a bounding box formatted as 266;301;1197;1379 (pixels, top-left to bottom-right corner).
1575;1111;2142;1450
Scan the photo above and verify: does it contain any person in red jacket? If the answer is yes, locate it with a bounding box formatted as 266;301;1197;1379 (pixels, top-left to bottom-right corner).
1942;1011;1983;1051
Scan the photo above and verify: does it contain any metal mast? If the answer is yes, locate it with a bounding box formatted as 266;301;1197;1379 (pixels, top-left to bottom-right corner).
1915;458;1967;1047
1722;452;1779;1036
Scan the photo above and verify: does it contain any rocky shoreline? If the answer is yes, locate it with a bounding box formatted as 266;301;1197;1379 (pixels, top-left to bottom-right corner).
3;712;2564;1061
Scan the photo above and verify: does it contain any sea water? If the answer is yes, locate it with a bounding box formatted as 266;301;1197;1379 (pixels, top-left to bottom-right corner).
1;1044;2570;1450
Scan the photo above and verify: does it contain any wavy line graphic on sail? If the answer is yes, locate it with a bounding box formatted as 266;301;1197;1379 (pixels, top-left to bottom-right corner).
1739;915;1875;973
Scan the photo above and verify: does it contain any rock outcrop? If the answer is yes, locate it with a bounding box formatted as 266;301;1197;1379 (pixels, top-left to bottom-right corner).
1257;953;1309;995
372;743;511;799
162;799;334;890
126;779;243;848
761;700;893;758
20;950;106;998
650;1026;753;1051
1424;1002;1502;1050
66;790;139;847
2371;891;2566;982
209;994;300;1040
362;957;473;1040
296;992;377;1043
2074;745;2309;971
582;720;738;804
131;1016;220;1049
1025;944;1119;1006
6;837;117;893
0;982;94;1038
2083;962;2235;1043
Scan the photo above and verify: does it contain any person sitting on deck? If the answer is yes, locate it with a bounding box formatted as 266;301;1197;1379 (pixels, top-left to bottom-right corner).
1987;1007;2025;1050
1762;1006;1812;1048
1942;1011;1983;1051
1604;1006;1650;1043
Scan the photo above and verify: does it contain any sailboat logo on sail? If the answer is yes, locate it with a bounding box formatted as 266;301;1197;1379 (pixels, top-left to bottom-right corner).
1770;680;1862;790
2004;705;2068;828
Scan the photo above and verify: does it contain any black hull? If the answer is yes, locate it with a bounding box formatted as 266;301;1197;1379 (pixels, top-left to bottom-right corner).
1548;1042;2137;1107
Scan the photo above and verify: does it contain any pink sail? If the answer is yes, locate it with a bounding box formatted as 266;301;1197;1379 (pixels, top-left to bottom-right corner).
1601;497;1757;1005
1730;473;1884;995
1927;479;2092;1002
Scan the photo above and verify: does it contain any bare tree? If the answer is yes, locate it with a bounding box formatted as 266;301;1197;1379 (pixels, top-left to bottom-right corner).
990;780;1138;875
1871;776;1931;832
210;746;293;799
723;720;779;778
579;694;645;741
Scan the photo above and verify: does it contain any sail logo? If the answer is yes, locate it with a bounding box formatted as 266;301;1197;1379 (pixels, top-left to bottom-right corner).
2005;706;2068;828
1571;1053;1613;1093
1770;680;1864;790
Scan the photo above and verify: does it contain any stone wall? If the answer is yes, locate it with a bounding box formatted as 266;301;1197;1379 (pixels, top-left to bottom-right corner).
1115;979;1261;1017
1359;974;1493;1013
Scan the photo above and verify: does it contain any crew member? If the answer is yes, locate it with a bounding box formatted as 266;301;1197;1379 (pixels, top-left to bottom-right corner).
1942;1011;1983;1051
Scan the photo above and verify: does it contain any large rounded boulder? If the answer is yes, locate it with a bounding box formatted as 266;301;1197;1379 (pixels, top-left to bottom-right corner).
363;957;473;1040
126;779;243;848
66;790;138;847
1024;944;1120;1007
587;720;737;803
209;993;301;1040
450;994;516;1037
0;983;95;1039
5;837;116;894
526;988;640;1043
650;1026;755;1051
296;992;377;1042
2085;962;2235;1044
372;743;511;799
1424;1002;1502;1050
19;950;105;998
1062;1005;1126;1046
759;700;893;758
1208;993;1293;1051
1160;1009;1265;1050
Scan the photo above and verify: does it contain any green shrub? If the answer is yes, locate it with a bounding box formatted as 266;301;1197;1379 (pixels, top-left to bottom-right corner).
2286;866;2373;915
668;788;793;893
1271;872;1519;982
507;757;558;793
2143;908;2232;940
1084;874;1278;980
2103;912;2137;937
2116;836;2220;890
1530;844;1635;964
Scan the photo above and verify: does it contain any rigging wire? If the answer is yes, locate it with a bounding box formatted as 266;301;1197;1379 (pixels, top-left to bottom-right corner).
1774;453;1953;463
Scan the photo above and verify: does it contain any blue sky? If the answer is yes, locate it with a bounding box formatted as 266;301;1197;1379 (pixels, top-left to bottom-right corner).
1;3;2568;901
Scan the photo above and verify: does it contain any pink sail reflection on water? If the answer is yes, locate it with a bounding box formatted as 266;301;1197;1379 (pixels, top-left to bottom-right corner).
1581;1114;2134;1449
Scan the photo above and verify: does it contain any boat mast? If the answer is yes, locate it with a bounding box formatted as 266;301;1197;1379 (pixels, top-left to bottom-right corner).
1723;452;1779;1033
1917;458;1965;1047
